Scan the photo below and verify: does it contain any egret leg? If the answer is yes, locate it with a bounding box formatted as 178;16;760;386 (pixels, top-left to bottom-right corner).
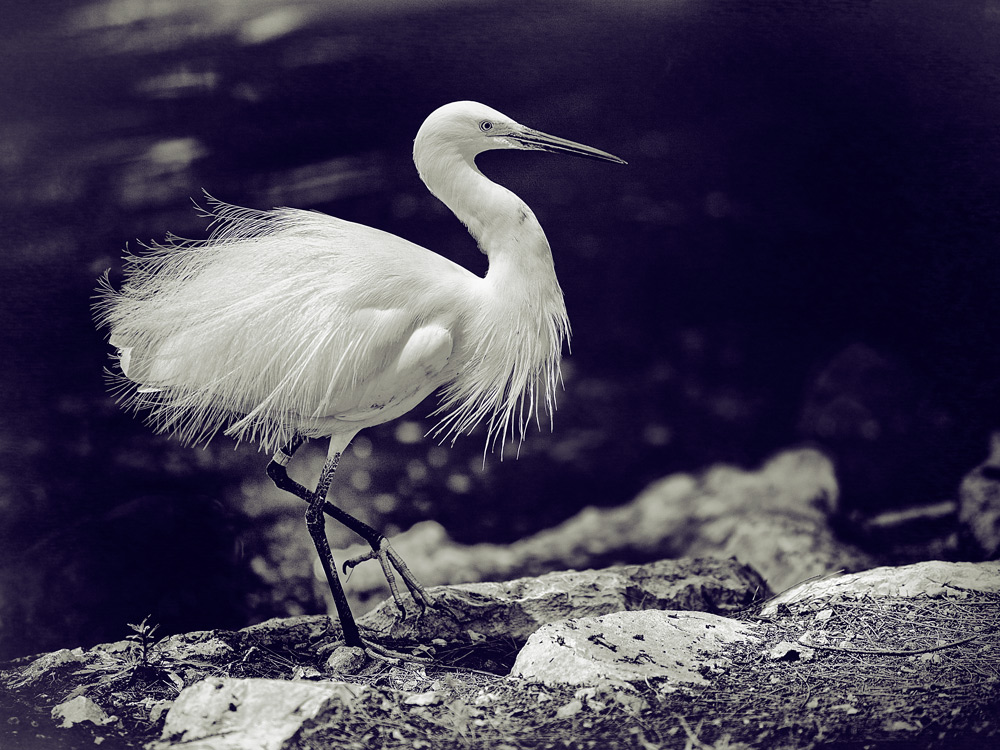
268;445;439;664
305;453;363;648
265;439;432;617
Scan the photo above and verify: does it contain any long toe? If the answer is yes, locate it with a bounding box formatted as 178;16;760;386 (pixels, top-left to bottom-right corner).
323;640;433;673
341;537;432;617
363;639;434;665
342;547;410;616
379;543;435;618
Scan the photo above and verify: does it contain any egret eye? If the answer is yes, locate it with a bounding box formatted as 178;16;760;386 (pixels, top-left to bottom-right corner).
479;120;494;133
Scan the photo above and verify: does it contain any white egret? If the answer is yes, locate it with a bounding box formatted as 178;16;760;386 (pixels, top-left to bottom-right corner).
95;101;625;651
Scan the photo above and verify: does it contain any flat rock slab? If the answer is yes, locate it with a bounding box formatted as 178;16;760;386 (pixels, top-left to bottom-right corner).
510;610;759;687
152;677;367;750
762;560;1000;616
360;556;766;645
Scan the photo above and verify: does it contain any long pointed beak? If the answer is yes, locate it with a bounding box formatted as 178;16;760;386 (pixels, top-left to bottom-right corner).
508;126;627;165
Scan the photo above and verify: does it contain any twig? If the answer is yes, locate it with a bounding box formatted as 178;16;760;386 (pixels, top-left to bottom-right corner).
798;634;979;656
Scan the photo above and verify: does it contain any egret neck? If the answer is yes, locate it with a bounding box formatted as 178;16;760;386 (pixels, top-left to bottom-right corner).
414;129;570;448
415;144;565;307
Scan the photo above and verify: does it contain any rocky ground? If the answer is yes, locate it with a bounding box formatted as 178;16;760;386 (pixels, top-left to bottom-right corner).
1;559;996;750
3;448;998;750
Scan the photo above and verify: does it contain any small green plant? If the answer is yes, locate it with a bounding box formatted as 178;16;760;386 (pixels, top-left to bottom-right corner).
126;615;160;667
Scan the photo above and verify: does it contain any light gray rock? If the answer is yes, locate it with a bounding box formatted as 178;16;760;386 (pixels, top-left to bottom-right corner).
324;645;367;674
239;613;332;646
51;695;116;728
151;677;368;750
761;560;1000;617
510;610;759;687
11;647;86;688
959;432;1000;558
664;448;874;592
157;630;237;662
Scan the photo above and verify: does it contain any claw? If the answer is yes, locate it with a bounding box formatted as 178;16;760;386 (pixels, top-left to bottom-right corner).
342;549;376;574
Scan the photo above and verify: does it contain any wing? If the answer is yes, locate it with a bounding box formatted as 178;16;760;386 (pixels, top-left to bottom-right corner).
96;199;478;449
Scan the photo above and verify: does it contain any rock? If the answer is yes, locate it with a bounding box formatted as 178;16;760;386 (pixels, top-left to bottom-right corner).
358;557;766;645
11;647;86;688
325;645;367;674
761;560;1000;617
157;630;237;662
152;677;368;750
797;342;960;514
339;448;861;610
769;641;815;662
239;613;333;647
510;610;759;687
631;448;874;592
2;559;997;750
403;689;442;706
959;431;1000;558
51;695;115;728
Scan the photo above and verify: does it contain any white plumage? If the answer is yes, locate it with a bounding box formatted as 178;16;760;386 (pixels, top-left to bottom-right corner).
98;201;483;451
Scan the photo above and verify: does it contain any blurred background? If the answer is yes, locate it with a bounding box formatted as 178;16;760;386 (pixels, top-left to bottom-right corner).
2;0;998;659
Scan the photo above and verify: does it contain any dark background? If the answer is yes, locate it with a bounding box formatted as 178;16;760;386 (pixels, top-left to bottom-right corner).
2;0;998;659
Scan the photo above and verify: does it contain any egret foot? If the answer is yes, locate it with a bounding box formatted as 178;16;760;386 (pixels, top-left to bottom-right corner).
362;639;435;665
322;638;435;672
343;537;433;617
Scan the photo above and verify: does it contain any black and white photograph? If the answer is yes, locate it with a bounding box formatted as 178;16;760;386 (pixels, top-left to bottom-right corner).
1;1;998;747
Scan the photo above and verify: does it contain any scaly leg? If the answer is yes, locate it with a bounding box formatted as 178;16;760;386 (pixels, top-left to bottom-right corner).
266;438;432;616
303;452;363;647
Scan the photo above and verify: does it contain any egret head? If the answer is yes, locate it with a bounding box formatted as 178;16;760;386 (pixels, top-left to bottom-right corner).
413;101;626;172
